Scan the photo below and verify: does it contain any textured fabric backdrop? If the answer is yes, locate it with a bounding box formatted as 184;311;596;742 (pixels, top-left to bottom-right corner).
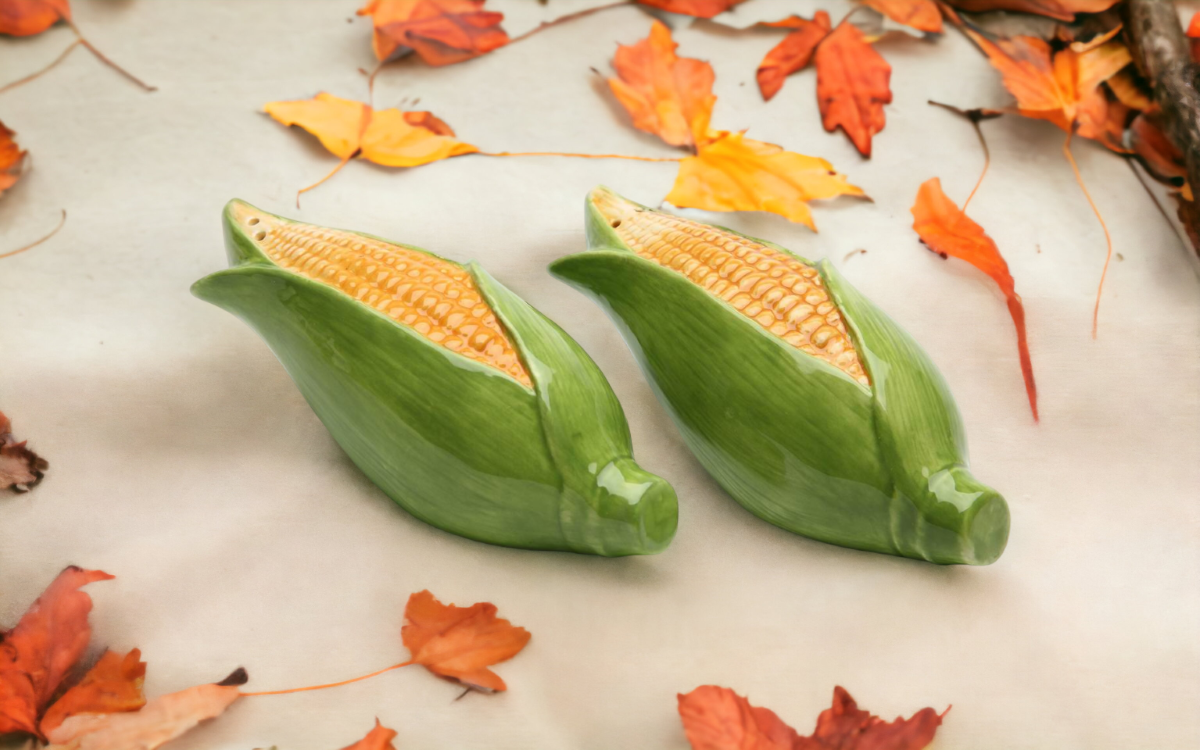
1;1;1198;748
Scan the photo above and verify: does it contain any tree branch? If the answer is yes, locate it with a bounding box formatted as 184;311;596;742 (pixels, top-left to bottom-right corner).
1123;0;1200;257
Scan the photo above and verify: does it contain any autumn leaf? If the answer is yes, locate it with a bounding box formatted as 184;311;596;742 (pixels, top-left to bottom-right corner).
1105;69;1153;112
0;0;69;36
815;20;893;157
912;177;1038;421
0;121;27;198
0;567;114;736
39;649;147;738
400;590;530;693
608;20;716;150
1188;12;1200;63
339;719;398;750
1130;112;1185;184
968;29;1131;149
43;668;247;749
756;11;832;101
862;0;943;34
678;685;946;750
665;130;864;230
635;0;746;19
357;0;508;66
1;411;47;492
943;0;1118;22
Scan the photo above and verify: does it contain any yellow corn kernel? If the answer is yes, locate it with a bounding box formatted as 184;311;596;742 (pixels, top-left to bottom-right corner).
593;192;869;386
229;203;532;388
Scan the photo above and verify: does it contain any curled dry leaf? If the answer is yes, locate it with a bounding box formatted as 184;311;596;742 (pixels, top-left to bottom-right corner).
340;719;398;750
943;0;1118;22
39;649;146;738
861;0;943;34
756;11;832;101
1129;112;1185;184
912;177;1038;421
0;0;70;36
357;0;508;66
264;92;478;168
665;130;864;230
1;411;48;492
1;121;27;198
678;684;946;750
0;567;114;736
401;590;530;693
44;669;247;749
608;20;716;150
635;0;746;19
968;29;1131;151
815;20;893;157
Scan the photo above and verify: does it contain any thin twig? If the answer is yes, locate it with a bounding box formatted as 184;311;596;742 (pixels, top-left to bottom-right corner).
0;210;67;260
239;660;414;697
366;59;386;105
0;40;82;95
1061;131;1114;339
928;100;999;216
66;20;156;92
479;151;680;162
508;1;633;45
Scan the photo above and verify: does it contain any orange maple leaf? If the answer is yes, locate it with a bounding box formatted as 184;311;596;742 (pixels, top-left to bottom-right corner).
943;0;1117;21
1;410;47;491
815;20;893;157
0;567;114;736
0;0;69;36
756;11;832;101
608;20;716;150
357;0;508;66
678;685;946;750
43;668;247;749
400;590;530;693
0;121;27;197
911;177;1038;421
665;130;864;229
340;719;399;750
863;0;943;33
38;649;147;738
635;0;746;19
969;29;1132;151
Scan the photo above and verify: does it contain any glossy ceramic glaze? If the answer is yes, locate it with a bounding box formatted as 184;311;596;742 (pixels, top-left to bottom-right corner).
550;187;1008;565
192;200;677;556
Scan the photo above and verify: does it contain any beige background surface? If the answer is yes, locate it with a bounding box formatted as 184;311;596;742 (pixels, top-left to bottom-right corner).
2;1;1199;748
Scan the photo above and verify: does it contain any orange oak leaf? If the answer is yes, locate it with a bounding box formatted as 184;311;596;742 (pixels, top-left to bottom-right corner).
0;0;69;36
912;177;1037;421
635;0;746;19
756;11;832;101
862;0;943;34
943;0;1117;22
678;685;946;750
400;590;530;693
39;649;146;738
0;121;27;197
0;567;114;736
665;130;864;230
969;30;1131;148
608;20;716;150
1;410;47;492
264;92;478;167
43;668;247;749
340;719;399;750
1188;13;1200;63
357;0;508;66
815;20;893;157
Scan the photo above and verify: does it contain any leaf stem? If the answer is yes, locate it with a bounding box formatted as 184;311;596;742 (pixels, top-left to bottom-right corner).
0;210;67;260
67;20;156;92
508;1;634;45
239;660;415;697
1061;130;1113;339
478;150;680;162
0;40;82;95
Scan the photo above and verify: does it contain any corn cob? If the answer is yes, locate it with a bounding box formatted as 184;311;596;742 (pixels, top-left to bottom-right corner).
551;187;1009;566
194;200;677;556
